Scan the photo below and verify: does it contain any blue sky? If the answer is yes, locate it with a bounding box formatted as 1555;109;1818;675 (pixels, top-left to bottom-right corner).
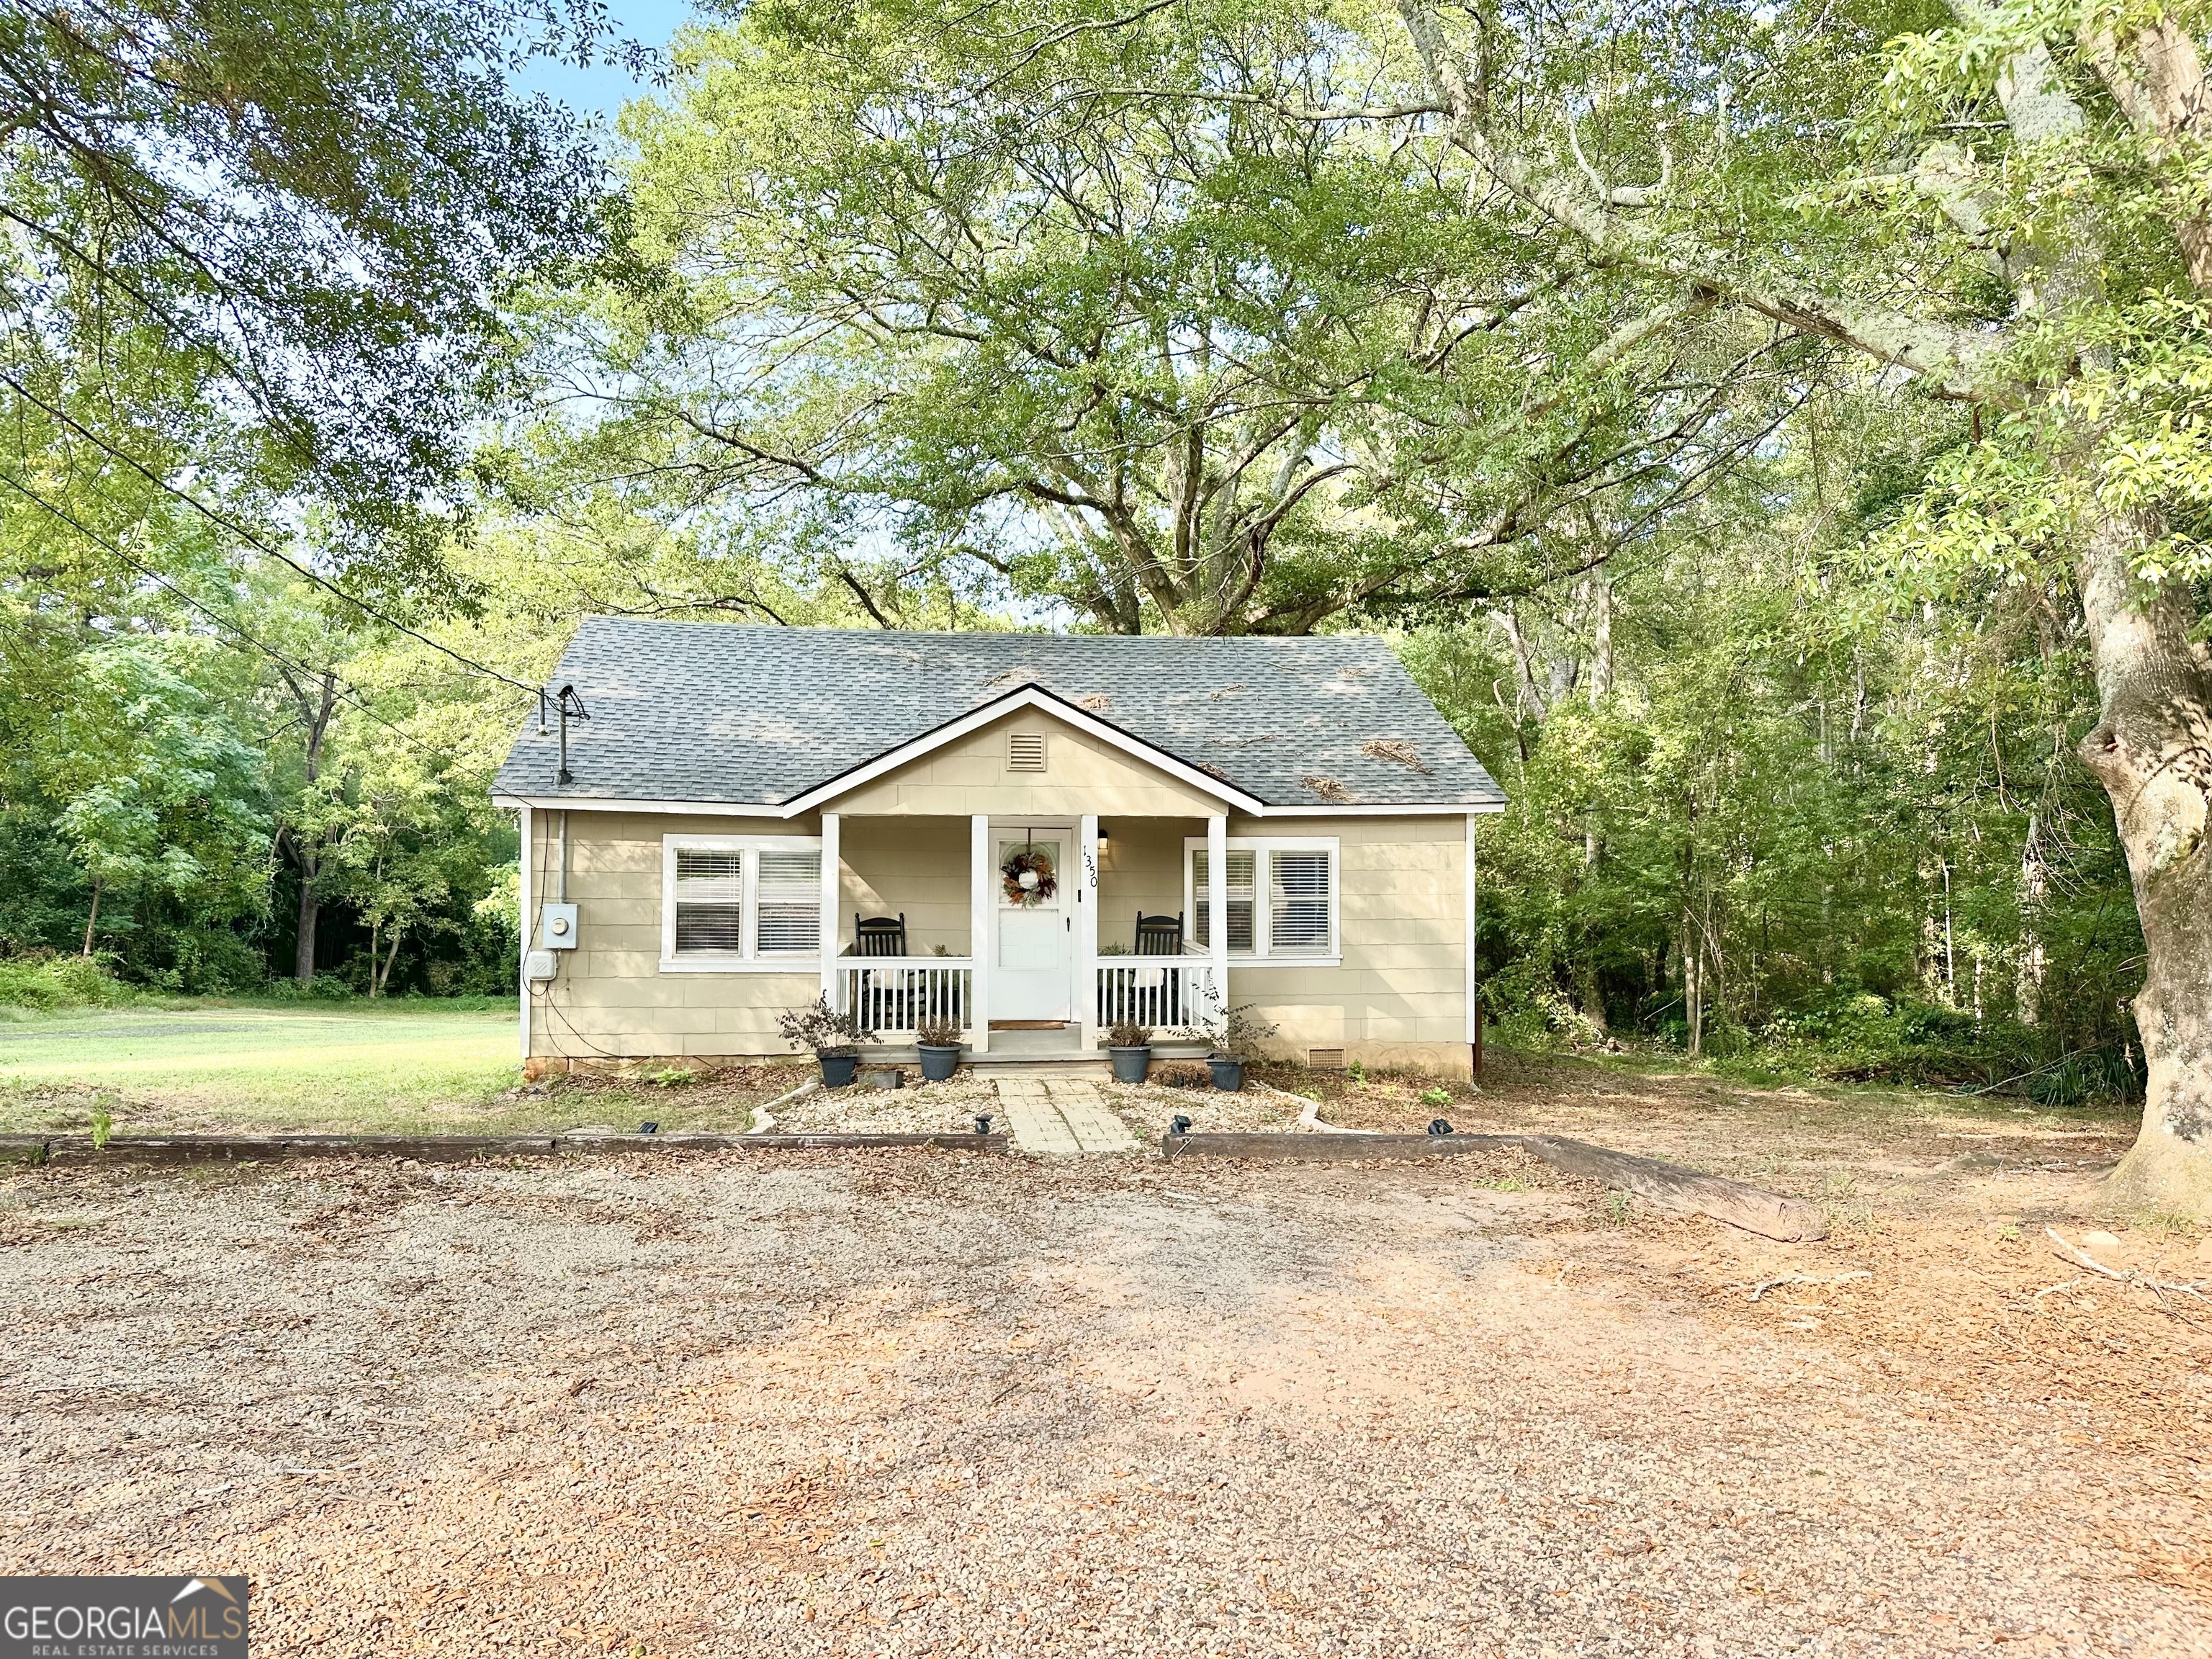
515;0;699;121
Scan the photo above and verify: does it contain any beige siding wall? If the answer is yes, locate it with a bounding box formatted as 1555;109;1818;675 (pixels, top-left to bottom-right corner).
1222;814;1471;1078
838;816;971;956
1095;816;1199;953
831;708;1224;817
525;801;1475;1078
524;808;821;1065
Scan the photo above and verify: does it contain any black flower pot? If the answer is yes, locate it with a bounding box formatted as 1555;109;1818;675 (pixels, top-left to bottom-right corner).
819;1053;860;1089
1208;1056;1246;1092
1109;1045;1152;1084
917;1043;961;1083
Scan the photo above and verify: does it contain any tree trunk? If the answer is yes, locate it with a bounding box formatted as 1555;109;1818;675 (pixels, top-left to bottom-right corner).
284;670;338;984
80;876;102;958
2074;508;2212;1213
294;853;321;983
372;928;403;999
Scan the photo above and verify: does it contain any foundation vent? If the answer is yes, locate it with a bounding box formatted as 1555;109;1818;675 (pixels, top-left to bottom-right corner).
1007;731;1048;772
1308;1047;1347;1070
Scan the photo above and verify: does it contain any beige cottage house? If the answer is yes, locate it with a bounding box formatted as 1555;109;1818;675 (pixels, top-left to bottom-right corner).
493;621;1506;1077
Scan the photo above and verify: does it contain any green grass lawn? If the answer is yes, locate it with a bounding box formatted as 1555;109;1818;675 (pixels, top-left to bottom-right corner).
0;1004;523;1133
0;1002;779;1136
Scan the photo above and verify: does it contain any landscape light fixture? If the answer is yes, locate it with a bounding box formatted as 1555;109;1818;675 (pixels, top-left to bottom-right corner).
549;683;589;784
639;1120;660;1136
1170;1114;1192;1137
1427;1118;1454;1137
974;1114;992;1136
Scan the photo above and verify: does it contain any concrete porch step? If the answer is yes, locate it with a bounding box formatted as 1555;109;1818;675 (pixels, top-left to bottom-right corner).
860;1040;1208;1069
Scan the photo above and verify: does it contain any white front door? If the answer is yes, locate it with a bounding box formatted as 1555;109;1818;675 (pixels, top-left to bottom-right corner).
991;826;1073;1022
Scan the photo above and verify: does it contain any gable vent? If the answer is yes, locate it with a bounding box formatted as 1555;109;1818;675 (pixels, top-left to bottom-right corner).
1007;731;1048;772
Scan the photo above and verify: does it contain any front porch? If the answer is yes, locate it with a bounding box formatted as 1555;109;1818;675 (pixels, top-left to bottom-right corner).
822;812;1234;1060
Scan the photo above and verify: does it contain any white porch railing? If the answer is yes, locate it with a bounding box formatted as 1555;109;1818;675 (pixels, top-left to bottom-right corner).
1095;958;1213;1032
838;959;973;1035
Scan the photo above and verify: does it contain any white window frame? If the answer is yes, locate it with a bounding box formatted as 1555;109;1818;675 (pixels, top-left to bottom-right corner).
660;833;824;973
1184;836;1341;966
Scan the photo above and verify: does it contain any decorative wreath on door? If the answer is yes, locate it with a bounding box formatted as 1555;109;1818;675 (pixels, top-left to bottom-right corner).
1001;845;1058;907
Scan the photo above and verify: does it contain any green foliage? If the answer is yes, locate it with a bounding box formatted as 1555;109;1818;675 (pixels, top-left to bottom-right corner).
0;954;130;1012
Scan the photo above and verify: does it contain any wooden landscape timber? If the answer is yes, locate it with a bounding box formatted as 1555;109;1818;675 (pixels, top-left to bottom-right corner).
1160;1130;1829;1241
0;1131;1011;1164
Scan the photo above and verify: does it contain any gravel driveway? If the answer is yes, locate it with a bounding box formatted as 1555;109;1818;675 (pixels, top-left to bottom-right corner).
1;1149;2203;1656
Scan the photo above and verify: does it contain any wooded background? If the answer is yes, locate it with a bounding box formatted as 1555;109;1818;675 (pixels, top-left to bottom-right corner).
6;0;2205;1120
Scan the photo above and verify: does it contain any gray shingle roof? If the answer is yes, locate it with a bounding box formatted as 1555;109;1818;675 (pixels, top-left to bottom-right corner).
493;620;1506;811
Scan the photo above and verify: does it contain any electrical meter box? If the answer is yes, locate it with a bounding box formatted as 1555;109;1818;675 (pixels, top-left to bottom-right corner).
539;903;579;950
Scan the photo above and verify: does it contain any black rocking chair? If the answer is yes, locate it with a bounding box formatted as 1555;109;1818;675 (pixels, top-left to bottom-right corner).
1134;912;1184;956
852;914;910;1030
854;914;908;956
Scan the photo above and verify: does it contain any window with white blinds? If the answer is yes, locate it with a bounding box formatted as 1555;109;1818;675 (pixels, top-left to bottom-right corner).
755;850;823;954
1269;850;1333;953
1185;839;1337;959
1190;849;1256;953
662;837;824;963
673;849;745;953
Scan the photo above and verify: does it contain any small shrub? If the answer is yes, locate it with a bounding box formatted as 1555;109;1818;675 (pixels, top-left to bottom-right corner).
643;1067;698;1088
89;1105;113;1150
914;1018;963;1048
1173;1000;1280;1059
1599;1190;1631;1225
1420;1087;1452;1107
1155;1063;1211;1089
1106;1020;1151;1048
1346;1059;1367;1084
777;994;875;1057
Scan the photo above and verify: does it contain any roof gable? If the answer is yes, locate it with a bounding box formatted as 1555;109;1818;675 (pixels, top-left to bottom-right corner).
491;621;1506;814
782;685;1262;814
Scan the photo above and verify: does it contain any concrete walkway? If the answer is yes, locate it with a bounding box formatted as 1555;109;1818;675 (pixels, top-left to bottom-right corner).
992;1076;1142;1156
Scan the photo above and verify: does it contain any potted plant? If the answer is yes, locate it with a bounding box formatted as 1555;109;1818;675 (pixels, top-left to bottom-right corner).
1105;1020;1153;1084
914;1017;963;1083
777;994;876;1088
1177;1001;1281;1093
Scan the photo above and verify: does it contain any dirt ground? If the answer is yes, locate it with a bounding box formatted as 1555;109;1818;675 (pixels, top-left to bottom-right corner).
2;1055;2207;1657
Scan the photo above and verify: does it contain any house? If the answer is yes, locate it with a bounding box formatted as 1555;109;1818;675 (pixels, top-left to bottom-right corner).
490;621;1507;1076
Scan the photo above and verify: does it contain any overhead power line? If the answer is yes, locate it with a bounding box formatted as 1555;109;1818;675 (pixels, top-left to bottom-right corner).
0;367;542;695
0;468;480;768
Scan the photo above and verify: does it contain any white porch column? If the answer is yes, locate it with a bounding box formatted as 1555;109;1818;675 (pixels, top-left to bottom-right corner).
1078;814;1099;1050
516;802;533;1064
1206;813;1228;1022
969;814;990;1051
819;812;840;1009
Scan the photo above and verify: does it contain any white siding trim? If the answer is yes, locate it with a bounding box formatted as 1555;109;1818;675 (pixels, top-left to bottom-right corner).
517;802;532;1063
819;813;840;1006
1206;816;1228;1018
969;814;991;1053
1078;813;1099;1050
1465;813;1478;1045
495;792;1507;819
